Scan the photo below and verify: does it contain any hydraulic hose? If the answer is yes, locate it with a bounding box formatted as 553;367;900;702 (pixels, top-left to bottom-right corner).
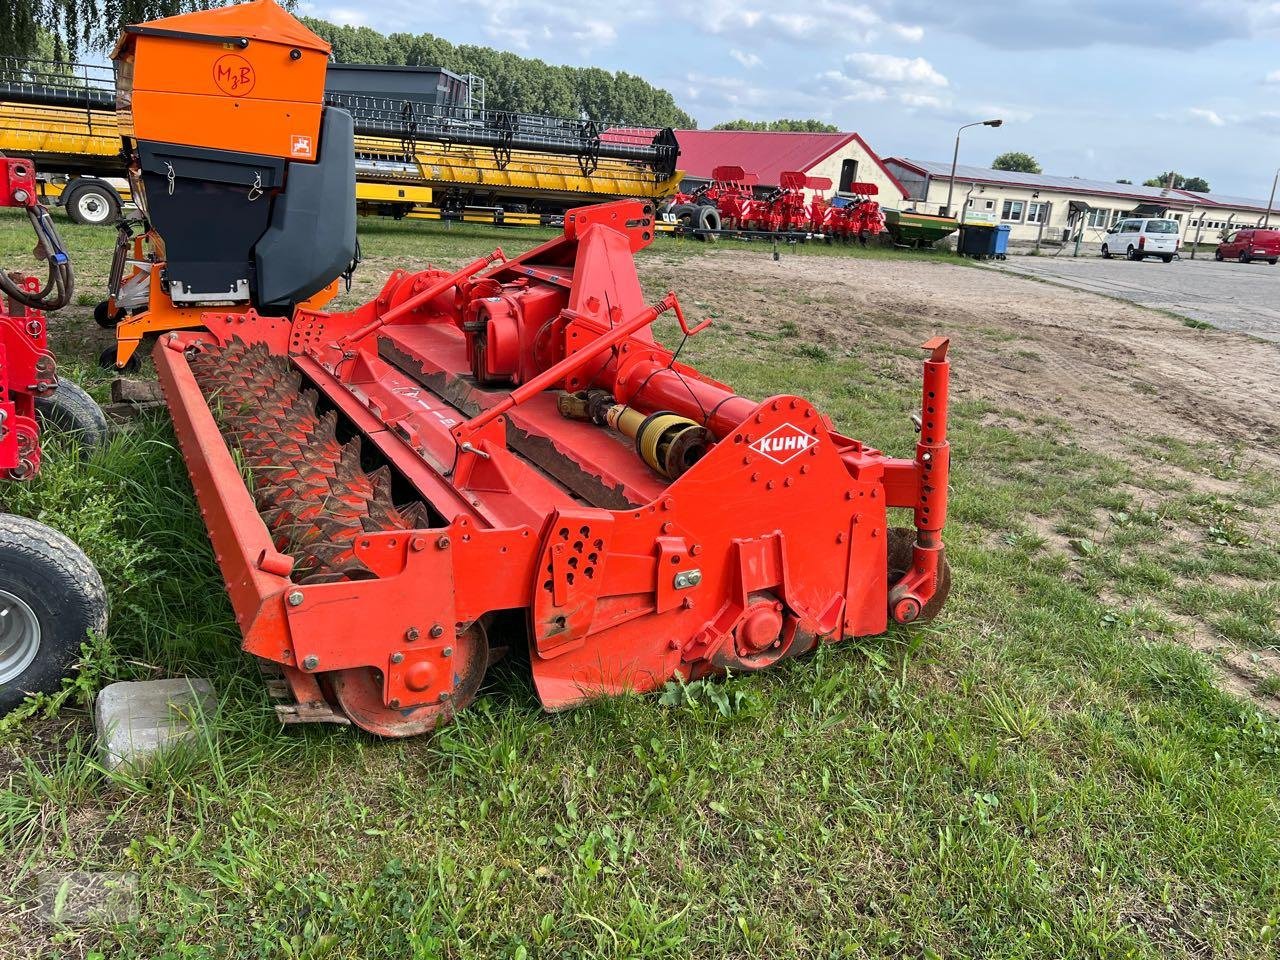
0;201;75;312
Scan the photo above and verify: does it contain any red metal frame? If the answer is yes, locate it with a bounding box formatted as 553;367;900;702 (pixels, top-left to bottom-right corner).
675;165;887;240
1;158;59;480
156;198;950;731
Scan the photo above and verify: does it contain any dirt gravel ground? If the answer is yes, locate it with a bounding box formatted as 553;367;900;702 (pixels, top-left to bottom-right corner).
993;254;1280;343
642;251;1280;471
640;249;1280;705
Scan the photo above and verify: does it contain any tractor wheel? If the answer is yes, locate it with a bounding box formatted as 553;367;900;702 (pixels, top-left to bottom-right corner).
0;515;107;717
34;378;110;454
675;206;696;235
98;345;141;374
93;301;124;329
697;205;721;241
64;181;120;226
886;527;952;624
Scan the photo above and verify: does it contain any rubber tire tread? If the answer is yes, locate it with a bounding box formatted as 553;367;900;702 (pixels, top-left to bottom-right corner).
0;514;107;716
34;378;110;453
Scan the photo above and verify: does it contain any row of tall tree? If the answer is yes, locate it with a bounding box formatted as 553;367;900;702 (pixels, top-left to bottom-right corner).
0;2;695;128
1;0;242;59
302;18;695;128
712;119;839;132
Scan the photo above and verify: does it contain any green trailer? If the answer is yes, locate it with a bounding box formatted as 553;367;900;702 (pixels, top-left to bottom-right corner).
883;209;959;248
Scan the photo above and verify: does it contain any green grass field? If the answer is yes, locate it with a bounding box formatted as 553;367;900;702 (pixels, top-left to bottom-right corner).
0;209;1277;959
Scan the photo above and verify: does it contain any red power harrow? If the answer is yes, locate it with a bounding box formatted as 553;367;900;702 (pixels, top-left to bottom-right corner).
156;200;952;736
668;167;886;242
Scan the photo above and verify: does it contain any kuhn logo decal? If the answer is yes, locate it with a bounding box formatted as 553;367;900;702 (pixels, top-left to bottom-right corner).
750;424;817;464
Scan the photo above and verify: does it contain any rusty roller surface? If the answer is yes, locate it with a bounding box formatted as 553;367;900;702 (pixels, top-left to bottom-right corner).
190;338;425;584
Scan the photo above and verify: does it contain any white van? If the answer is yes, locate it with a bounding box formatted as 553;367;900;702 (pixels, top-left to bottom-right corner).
1101;218;1180;262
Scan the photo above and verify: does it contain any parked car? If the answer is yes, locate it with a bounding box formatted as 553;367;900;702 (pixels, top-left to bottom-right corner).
1101;217;1180;262
1215;228;1280;264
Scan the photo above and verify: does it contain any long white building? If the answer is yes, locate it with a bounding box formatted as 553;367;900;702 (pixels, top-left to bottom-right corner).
883;158;1280;247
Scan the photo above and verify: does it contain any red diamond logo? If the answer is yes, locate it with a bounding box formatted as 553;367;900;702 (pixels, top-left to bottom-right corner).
749;423;817;465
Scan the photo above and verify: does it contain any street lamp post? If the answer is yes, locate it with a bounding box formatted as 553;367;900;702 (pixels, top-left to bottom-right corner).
943;118;1003;218
1265;168;1279;228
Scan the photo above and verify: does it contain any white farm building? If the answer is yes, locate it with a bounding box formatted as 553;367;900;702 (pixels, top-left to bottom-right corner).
883;158;1280;249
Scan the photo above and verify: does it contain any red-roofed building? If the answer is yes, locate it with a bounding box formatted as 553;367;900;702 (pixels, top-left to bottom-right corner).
671;129;908;202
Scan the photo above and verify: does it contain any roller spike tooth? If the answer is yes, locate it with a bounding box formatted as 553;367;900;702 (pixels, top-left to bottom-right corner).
368;466;394;501
194;338;417;584
361;511;397;532
399;502;432;530
324;466;372;497
333;439;364;478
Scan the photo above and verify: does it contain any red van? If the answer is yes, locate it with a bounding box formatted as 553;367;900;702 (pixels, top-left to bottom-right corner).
1215;228;1280;264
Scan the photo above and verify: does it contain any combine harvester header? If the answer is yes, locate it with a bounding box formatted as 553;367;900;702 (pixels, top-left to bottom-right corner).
0;3;682;224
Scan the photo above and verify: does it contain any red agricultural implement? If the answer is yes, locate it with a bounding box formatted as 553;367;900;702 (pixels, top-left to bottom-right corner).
155;198;953;736
0;156;109;715
665;166;885;243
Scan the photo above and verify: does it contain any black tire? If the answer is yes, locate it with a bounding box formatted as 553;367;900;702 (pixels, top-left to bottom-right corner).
696;205;721;241
93;300;124;329
1270;259;1277;265
1161;255;1173;263
64;181;120;226
1240;251;1250;264
34;378;110;453
98;345;141;374
1214;249;1223;261
1126;245;1138;261
1101;245;1111;259
887;527;952;624
0;515;107;716
675;205;696;235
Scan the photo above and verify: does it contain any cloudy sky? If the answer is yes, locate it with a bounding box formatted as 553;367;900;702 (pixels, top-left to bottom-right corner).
302;0;1280;198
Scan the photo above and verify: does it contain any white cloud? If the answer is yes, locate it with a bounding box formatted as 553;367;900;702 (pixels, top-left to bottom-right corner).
692;1;921;46
729;49;762;68
320;7;368;26
1266;68;1280;84
574;20;619;45
975;103;1034;124
1189;107;1227;126
817;70;888;102
845;52;948;87
471;0;620;51
898;91;946;109
677;72;773;111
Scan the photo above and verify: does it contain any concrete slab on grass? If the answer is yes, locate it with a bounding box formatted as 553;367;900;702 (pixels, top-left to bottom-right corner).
94;679;217;772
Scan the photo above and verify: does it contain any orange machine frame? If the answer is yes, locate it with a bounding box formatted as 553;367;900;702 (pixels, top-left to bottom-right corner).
103;0;340;369
106;234;338;369
111;0;329;162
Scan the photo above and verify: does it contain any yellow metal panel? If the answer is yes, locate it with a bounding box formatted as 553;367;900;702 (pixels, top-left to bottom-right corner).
0;97;682;218
355;181;433;203
0;101;121;159
353;135;682;201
